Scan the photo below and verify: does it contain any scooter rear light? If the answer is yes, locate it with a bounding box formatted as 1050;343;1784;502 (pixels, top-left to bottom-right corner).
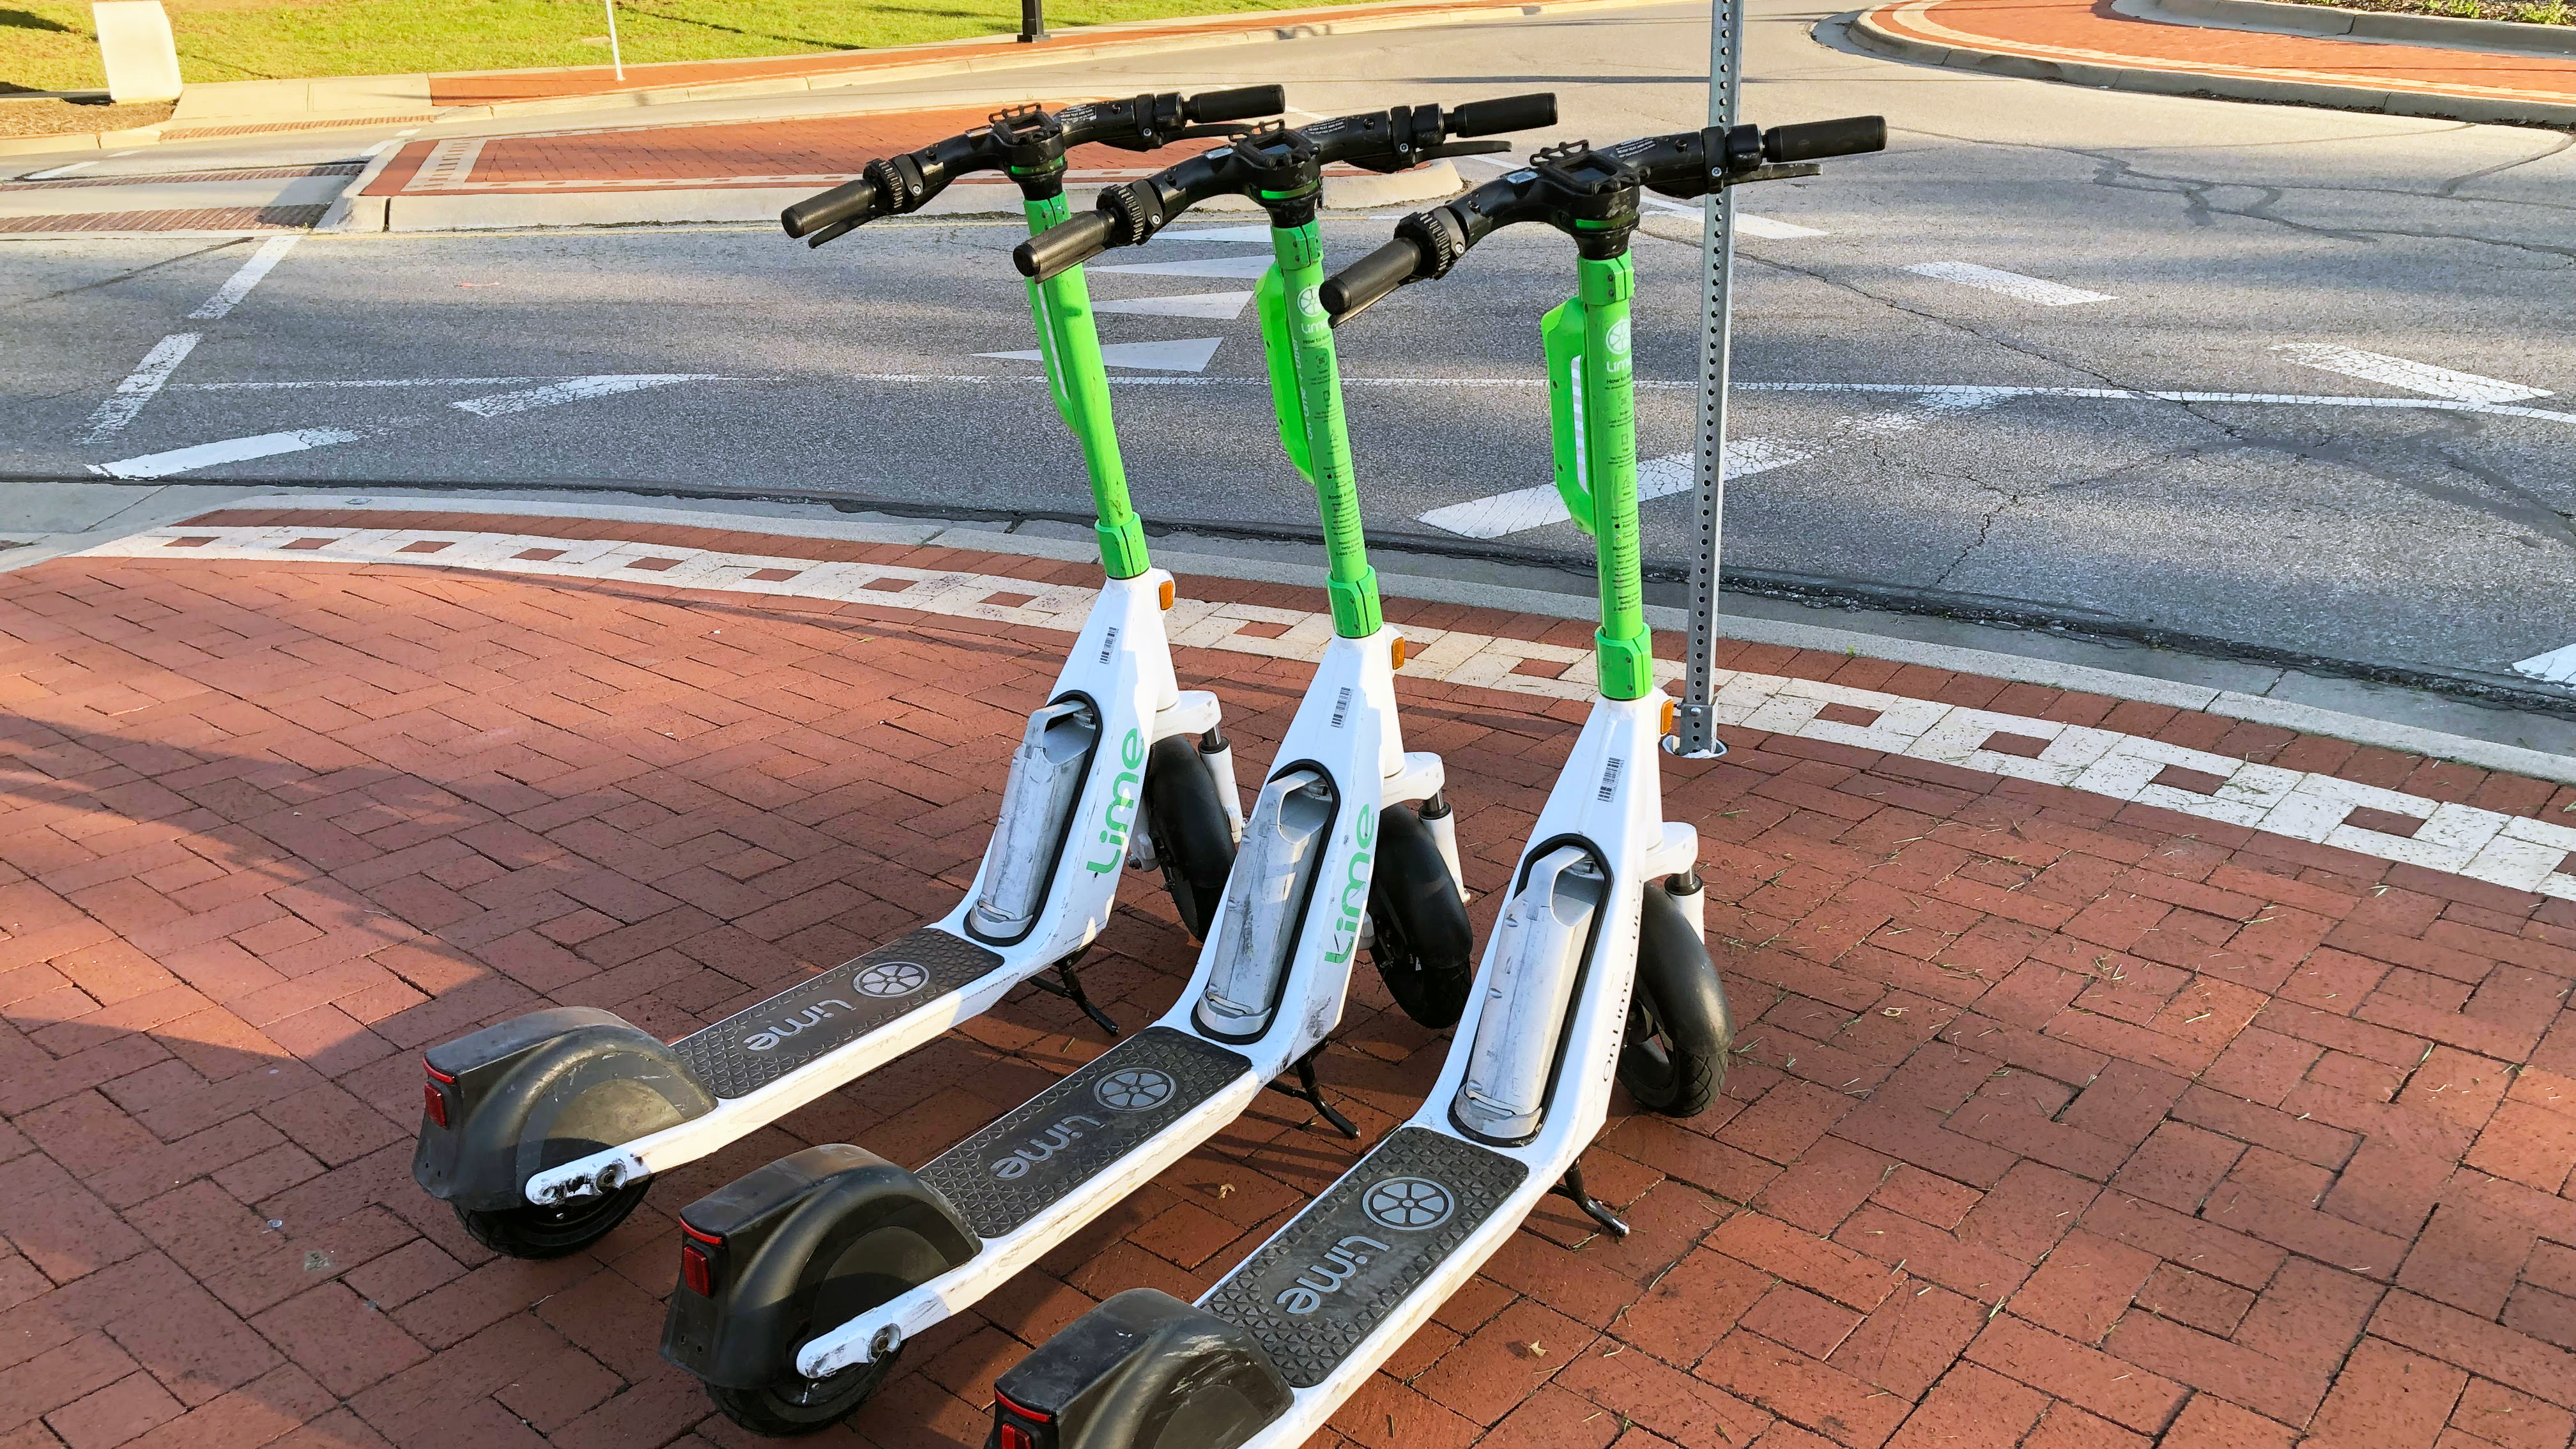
993;1390;1051;1449
421;1056;455;1127
678;1222;723;1297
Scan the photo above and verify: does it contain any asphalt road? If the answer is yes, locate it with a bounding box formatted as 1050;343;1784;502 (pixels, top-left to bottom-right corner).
5;1;2573;696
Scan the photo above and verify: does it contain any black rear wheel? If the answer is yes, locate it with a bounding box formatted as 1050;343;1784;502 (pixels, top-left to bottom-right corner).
708;1347;904;1437
1620;882;1730;1117
454;1179;650;1259
1142;736;1236;941
1367;804;1475;1029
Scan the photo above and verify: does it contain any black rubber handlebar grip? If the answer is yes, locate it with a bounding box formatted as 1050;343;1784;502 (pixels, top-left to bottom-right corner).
1015;210;1118;280
1447;92;1556;139
1763;116;1887;164
781;177;880;238
1185;84;1287;124
1321;237;1424;318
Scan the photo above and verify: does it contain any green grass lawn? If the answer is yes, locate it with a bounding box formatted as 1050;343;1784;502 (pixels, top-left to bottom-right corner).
1;0;1358;93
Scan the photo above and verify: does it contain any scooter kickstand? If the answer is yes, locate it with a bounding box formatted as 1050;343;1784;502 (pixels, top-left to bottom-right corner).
1266;1045;1361;1139
1555;1162;1630;1239
1025;957;1121;1038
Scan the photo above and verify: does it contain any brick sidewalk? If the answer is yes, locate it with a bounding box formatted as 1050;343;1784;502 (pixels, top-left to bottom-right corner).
5;512;2576;1449
1863;0;2576;117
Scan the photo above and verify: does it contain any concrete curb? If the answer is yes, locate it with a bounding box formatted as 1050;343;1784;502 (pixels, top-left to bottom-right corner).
2145;0;2576;56
1844;5;2576;126
0;125;165;160
176;490;2576;785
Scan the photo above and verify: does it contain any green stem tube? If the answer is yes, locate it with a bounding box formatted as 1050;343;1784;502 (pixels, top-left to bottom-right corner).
1267;218;1383;639
1022;194;1149;579
1575;254;1650;699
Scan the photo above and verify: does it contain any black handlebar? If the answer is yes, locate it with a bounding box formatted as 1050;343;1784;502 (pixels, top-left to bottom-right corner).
1765;115;1887;164
1449;93;1557;139
1187;84;1287;125
1319;238;1422;319
782;84;1289;245
1015;210;1117;279
781;176;878;240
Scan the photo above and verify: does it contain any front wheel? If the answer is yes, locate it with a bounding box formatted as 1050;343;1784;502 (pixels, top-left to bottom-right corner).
1619;882;1731;1117
1368;804;1475;1029
454;1179;650;1259
1141;736;1236;941
709;1348;904;1437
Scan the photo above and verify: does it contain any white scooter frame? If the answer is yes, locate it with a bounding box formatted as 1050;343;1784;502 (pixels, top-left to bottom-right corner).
532;581;1225;1208
794;626;1446;1380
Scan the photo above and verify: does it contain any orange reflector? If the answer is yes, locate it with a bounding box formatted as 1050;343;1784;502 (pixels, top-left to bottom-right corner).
1390;638;1408;671
1157;579;1175;610
1660;698;1675;736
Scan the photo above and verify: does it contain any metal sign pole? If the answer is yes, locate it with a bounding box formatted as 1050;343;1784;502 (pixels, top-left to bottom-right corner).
1669;0;1741;759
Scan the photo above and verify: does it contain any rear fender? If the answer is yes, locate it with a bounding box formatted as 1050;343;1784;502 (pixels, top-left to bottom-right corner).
413;1007;714;1211
992;1288;1292;1449
662;1144;979;1389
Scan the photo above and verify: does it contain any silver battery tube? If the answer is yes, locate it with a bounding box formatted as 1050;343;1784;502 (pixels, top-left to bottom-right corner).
1195;768;1333;1038
1452;846;1604;1142
967;698;1103;939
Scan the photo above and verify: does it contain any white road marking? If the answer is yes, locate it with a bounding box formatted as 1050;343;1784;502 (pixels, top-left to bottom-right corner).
1091;290;1254;321
450;374;716;417
359;139;401;158
2515;643;2576;686
2271;344;2551;404
174;376;562;390
1151;224;1272;243
1420;438;1807;538
24;161;97;180
90;427;369;480
79;333;200;443
1904;261;2114;306
1087;255;1274;280
1635;190;1828;238
189;235;299;321
979;338;1225;372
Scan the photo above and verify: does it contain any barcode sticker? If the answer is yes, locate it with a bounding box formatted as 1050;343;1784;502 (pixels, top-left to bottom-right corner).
1597;756;1624;802
1329;687;1353;730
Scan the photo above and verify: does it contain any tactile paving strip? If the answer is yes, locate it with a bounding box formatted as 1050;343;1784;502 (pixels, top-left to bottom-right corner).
1202;1126;1526;1388
671;927;1000;1100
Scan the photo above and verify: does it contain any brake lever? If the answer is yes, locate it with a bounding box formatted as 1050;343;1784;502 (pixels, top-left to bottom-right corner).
1088;120;1262;153
1732;160;1820;185
1423;139;1511;160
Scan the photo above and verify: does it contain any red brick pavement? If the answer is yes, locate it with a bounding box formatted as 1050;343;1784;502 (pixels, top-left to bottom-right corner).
1866;0;2576;112
4;532;2576;1449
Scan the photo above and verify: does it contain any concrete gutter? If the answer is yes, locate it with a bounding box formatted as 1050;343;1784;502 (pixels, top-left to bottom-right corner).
2142;0;2576;56
1844;5;2576;127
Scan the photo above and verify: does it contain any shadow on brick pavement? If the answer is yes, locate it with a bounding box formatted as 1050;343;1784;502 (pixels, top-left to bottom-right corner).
1;546;2574;1449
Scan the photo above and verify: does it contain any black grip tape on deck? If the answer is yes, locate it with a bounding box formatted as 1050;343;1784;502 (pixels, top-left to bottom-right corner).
1202;1127;1526;1387
672;928;1001;1100
920;1027;1248;1239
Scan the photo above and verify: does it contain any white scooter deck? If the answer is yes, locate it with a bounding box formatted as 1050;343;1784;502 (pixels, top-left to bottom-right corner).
522;571;1224;1207
1176;691;1694;1445
794;625;1450;1378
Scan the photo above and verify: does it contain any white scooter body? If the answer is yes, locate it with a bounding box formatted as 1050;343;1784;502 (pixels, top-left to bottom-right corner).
523;571;1227;1207
794;624;1450;1378
1199;689;1696;1447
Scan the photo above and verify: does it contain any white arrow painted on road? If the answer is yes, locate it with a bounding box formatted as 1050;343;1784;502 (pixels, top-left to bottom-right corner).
450;374;712;417
1091;291;1254;321
2271;344;2552;404
2515;644;2576;686
1087;255;1274;280
1420;440;1808;539
91;426;372;480
979;338;1225;372
1905;262;2115;306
